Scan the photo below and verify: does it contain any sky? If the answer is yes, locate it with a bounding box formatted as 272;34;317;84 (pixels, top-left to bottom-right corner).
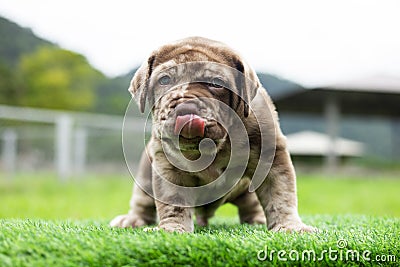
0;0;399;86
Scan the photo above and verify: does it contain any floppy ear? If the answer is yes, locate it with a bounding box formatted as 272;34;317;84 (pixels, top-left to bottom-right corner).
128;55;156;113
234;57;261;117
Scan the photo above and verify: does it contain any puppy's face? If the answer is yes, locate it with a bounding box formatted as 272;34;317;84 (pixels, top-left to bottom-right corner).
129;37;260;154
150;62;239;152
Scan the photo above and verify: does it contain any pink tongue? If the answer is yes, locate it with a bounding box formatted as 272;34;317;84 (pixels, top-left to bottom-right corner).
174;114;205;139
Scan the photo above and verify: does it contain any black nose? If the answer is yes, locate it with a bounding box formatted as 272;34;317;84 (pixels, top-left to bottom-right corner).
175;102;200;116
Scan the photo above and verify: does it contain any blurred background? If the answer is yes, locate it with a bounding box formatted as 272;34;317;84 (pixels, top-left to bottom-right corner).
0;0;399;220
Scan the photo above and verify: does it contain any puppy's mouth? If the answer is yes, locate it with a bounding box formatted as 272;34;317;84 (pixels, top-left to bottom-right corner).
158;101;226;151
174;114;206;139
172;114;208;151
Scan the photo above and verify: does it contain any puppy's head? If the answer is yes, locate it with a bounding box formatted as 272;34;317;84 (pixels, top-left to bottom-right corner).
129;37;260;152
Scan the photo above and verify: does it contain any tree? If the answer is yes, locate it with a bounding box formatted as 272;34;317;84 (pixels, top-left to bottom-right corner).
93;75;131;114
18;46;104;110
0;61;22;105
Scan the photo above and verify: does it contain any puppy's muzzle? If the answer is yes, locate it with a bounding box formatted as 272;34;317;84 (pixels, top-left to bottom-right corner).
175;102;199;116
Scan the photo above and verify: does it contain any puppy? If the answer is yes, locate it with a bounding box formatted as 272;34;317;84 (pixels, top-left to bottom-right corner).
111;37;315;233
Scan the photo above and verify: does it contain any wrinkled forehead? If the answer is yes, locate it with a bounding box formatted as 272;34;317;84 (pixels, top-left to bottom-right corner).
152;60;239;82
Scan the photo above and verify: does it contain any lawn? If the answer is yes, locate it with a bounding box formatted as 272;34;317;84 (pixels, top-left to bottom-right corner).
0;173;399;266
1;173;400;219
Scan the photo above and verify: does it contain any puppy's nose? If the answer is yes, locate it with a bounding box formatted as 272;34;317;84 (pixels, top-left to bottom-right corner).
175;102;199;116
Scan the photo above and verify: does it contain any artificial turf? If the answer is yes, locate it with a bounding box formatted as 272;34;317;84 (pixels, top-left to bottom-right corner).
0;216;399;266
1;174;399;266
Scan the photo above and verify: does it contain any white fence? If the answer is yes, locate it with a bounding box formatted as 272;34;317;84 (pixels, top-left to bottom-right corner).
0;105;146;180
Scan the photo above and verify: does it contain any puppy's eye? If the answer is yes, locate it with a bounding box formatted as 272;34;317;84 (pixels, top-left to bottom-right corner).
158;75;171;85
210;77;226;88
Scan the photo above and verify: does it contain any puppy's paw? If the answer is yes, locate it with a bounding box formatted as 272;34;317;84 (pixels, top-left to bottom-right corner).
158;223;188;233
109;214;148;228
270;222;317;233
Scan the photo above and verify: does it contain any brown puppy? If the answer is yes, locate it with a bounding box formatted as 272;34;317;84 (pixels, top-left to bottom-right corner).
110;37;315;233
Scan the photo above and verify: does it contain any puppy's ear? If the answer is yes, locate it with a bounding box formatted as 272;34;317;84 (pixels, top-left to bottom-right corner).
128;55;156;113
233;57;261;117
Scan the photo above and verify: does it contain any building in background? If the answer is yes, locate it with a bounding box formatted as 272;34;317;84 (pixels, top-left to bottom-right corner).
286;131;365;166
262;74;400;169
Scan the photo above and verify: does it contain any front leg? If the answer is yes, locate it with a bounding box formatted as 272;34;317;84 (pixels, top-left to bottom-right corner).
255;141;315;232
155;201;194;232
152;161;195;233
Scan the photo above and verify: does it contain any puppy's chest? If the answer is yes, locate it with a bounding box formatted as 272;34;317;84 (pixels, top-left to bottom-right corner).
195;153;230;185
196;166;223;185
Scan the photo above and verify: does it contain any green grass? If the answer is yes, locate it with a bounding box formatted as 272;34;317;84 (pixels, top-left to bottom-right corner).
0;216;398;266
1;173;399;218
0;174;133;219
297;175;400;217
0;173;399;266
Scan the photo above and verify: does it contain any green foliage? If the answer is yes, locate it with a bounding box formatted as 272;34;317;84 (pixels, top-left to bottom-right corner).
0;61;22;105
18;46;104;110
0;16;115;112
92;75;131;114
0;17;53;68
